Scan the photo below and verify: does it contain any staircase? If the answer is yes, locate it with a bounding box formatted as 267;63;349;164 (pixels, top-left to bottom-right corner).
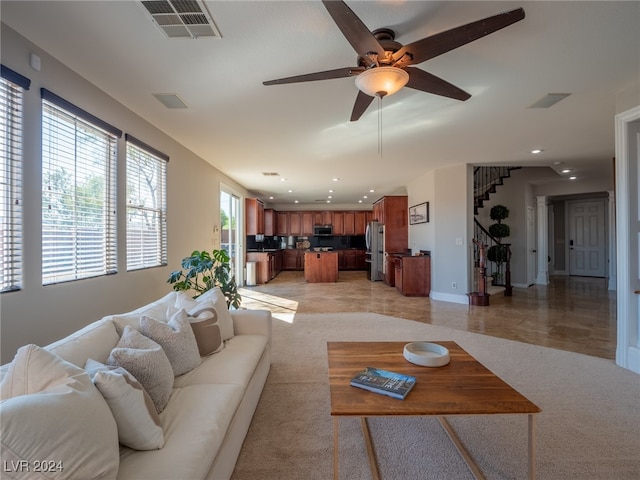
470;166;517;305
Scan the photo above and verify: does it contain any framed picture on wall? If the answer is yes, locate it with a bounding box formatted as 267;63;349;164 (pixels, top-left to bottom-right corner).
409;202;429;224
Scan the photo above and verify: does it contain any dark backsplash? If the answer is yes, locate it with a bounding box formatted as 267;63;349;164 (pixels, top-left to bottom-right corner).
247;235;365;250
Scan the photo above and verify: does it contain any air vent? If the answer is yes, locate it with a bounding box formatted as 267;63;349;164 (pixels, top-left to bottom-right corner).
153;93;189;109
528;93;571;109
262;172;280;176
141;0;221;39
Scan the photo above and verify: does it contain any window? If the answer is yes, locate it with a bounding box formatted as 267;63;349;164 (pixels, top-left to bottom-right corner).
126;134;167;271
0;66;30;292
41;89;121;285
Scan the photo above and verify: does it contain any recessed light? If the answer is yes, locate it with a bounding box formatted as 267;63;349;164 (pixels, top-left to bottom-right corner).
328;195;332;199
363;195;368;199
326;200;331;203
332;178;340;182
269;196;274;200
280;177;287;182
369;189;375;193
329;189;334;193
530;149;543;154
569;176;577;180
294;200;299;203
358;200;363;203
288;189;293;193
561;169;571;174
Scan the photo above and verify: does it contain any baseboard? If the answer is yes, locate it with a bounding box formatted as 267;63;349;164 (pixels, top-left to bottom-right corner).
430;291;469;305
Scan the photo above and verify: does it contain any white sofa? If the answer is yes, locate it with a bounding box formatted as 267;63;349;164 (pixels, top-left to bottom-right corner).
0;289;272;480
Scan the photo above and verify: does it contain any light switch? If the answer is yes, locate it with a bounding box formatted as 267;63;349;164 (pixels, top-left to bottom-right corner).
455;237;463;246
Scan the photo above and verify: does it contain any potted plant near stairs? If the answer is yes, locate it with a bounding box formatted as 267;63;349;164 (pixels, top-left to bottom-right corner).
167;249;241;309
486;205;510;286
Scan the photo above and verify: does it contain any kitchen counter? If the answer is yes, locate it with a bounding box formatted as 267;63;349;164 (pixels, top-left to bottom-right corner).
304;251;338;283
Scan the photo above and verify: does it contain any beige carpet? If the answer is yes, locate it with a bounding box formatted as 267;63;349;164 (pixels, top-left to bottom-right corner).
231;313;640;480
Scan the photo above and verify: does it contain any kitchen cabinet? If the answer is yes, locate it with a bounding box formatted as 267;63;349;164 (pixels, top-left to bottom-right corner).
354;211;367;235
342;249;358;270
394;255;431;296
304;251;338;282
343;211;355;235
288;212;302;235
276;212;288;235
301;212;314;235
314;211;333;226
374;196;408;253
245;198;265;235
284;249;305;270
264;209;275;236
247;250;283;284
356;249;367;270
332;212;344;235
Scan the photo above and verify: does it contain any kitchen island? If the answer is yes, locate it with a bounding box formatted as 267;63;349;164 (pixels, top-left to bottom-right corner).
304;251;338;283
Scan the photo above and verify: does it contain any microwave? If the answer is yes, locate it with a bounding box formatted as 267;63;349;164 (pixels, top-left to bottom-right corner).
314;225;333;236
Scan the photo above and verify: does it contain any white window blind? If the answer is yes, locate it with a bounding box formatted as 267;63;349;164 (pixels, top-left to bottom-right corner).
41;89;120;285
0;66;29;292
126;134;167;271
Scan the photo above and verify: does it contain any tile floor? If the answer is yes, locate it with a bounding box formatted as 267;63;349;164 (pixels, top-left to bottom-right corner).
240;271;617;360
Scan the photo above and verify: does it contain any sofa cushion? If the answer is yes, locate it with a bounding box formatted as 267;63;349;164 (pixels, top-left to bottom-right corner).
0;345;119;480
85;359;164;451
110;291;180;335
140;309;201;376
188;307;224;356
177;289;234;341
118;383;243;480
173;335;268;390
46;318;120;367
107;327;174;413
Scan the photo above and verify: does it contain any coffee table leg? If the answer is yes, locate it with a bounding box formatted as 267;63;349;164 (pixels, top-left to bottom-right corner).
360;417;381;480
437;416;486;480
528;414;536;480
333;417;339;480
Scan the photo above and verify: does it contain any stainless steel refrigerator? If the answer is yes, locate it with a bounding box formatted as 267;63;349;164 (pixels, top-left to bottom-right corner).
365;221;384;281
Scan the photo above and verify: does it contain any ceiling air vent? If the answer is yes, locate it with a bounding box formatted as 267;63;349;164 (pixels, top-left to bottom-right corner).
262;172;280;176
141;0;221;39
528;93;571;109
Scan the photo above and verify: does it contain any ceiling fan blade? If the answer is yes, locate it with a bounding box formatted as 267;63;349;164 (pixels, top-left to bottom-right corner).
350;90;374;121
393;8;525;65
322;0;386;67
263;66;365;85
405;67;471;101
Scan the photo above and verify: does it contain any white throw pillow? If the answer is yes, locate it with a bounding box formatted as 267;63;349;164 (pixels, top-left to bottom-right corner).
85;359;165;450
0;345;119;480
140;309;201;376
188;307;224;356
107;327;174;413
185;288;234;340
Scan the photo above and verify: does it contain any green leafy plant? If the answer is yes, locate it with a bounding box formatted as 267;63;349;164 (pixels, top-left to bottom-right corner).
167;249;241;309
488;205;510;239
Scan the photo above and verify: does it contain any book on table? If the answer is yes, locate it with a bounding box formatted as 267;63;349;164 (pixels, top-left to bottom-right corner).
350;367;417;400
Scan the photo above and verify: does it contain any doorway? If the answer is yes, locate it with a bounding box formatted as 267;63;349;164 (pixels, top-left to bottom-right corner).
568;199;606;277
220;188;242;285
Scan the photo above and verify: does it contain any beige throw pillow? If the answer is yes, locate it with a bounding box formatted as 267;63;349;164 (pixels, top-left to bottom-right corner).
183;288;234;340
188;307;224;356
0;345;120;480
140;309;201;376
107;326;174;413
85;359;164;450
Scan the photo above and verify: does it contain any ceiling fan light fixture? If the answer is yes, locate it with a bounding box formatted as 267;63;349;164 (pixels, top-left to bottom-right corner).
355;67;409;97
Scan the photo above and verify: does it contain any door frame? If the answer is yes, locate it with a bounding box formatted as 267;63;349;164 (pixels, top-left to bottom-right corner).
219;182;244;287
567;198;607;277
615;104;640;373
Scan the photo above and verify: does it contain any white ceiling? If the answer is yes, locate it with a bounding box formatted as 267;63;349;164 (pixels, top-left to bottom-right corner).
2;1;638;207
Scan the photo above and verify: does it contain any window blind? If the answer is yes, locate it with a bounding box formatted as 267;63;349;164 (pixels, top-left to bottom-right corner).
0;69;28;292
41;94;118;284
126;134;167;271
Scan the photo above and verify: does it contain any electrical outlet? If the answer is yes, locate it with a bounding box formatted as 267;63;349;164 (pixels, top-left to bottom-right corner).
452;281;457;289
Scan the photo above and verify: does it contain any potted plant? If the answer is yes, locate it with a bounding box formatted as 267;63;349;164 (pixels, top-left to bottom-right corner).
167;249;241;309
486;205;510;285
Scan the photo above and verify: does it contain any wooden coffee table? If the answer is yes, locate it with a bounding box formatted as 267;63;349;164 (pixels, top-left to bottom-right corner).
327;341;541;480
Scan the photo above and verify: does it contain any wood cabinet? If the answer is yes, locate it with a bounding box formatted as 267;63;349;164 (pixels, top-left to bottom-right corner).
247;250;283;284
288;212;302;235
343;211;355;235
284;249;305;270
245;198;265;235
301;212;314;235
394;255;431;297
354;211;367;235
264;209;275;236
304;251;338;282
314;211;333;226
374;196;408;253
276;212;288;236
332;212;344;235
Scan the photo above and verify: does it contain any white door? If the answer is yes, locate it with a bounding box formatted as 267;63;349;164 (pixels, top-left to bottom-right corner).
527;206;536;286
220;189;242;284
568;200;606;277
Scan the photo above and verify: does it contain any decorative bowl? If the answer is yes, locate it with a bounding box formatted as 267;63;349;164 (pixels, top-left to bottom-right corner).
403;342;450;367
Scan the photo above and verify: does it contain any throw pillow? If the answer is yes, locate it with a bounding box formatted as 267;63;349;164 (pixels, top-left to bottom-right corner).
107;326;174;413
85;359;164;450
0;345;119;480
139;309;201;376
190;288;235;340
188;307;224;356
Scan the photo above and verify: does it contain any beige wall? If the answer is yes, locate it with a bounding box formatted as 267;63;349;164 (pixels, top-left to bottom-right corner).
0;25;249;363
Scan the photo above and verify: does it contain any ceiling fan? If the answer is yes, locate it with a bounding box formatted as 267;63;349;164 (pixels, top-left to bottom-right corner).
263;1;525;121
